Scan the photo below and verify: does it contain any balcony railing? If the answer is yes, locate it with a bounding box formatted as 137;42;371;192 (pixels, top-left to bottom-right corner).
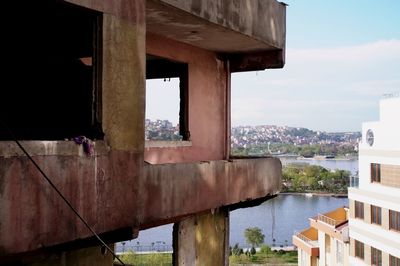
317;214;346;226
294;231;318;247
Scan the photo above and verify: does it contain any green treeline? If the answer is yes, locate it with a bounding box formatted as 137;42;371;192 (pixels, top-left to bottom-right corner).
282;164;350;193
231;143;357;158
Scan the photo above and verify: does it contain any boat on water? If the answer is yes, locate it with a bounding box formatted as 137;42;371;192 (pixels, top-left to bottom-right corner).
305;193;313;197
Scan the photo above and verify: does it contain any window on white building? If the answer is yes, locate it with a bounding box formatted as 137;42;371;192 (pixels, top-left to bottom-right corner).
371;163;381;183
355;240;364;260
390;254;400;266
371;205;382;225
389;210;400;232
371;247;382;266
355;201;364;219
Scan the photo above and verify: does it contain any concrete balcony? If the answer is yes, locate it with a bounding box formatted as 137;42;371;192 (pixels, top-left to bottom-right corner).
310;207;349;242
293;227;319;257
139;157;282;228
146;0;286;71
0;141;281;257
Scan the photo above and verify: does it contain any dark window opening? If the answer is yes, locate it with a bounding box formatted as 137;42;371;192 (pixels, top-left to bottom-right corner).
390;255;400;266
371;205;382;225
146;55;189;141
371;247;382;266
0;1;103;140
355;240;364;260
389;210;400;232
371;163;381;183
355;201;364;219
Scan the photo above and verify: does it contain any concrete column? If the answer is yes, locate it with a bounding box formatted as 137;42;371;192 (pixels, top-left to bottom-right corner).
173;209;229;266
349;238;354;257
364;244;371;265
364;203;371;224
102;12;146;152
349;199;355;219
318;231;326;266
382;251;390;266
382;208;390;230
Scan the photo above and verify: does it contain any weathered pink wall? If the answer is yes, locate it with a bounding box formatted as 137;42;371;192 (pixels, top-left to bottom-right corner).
0;144;141;256
1;0;147;258
139;158;281;229
145;33;228;163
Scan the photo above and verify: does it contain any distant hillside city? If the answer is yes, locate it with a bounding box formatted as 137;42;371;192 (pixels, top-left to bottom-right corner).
145;119;361;157
231;125;360;157
145;119;182;141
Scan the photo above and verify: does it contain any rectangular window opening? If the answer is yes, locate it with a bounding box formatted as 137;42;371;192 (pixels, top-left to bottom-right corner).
371;163;381;183
355;201;364;220
1;1;103;141
145;55;189;142
371;247;382;266
390;255;400;266
389;210;400;232
354;240;364;260
371;205;382;225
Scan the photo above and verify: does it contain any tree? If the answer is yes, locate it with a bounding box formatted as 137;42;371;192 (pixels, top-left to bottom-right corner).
231;243;243;256
244;227;265;248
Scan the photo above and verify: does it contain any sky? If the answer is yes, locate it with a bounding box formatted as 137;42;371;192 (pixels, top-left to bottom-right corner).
232;0;400;132
146;1;400;132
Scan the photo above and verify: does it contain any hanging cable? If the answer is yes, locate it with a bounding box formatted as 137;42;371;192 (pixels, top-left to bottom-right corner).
271;198;275;245
0;120;125;265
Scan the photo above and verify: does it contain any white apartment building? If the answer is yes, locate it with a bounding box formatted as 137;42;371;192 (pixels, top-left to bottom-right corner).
348;96;400;266
293;206;350;266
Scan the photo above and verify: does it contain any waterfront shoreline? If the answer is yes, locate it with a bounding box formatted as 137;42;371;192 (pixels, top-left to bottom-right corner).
293;156;357;161
279;192;348;198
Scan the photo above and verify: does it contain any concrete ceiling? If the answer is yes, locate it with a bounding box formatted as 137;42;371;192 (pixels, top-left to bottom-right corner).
146;0;279;53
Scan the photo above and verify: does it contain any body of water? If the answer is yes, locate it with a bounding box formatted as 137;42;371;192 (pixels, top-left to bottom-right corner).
279;156;358;176
116;159;356;252
230;194;347;248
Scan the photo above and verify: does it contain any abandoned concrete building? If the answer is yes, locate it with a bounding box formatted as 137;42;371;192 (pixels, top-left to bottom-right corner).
0;0;286;265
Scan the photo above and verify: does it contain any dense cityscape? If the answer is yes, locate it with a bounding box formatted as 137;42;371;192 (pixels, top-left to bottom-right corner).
145;119;361;157
145;119;181;141
231;125;360;148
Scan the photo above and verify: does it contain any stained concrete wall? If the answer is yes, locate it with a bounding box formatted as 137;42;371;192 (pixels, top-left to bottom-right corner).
102;13;145;152
145;33;227;163
0;143;141;257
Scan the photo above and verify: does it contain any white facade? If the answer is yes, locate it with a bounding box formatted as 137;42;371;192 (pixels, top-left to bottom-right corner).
348;97;400;266
293;207;349;266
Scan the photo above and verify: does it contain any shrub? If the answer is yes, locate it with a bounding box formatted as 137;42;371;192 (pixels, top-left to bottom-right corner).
260;244;271;254
250;247;256;255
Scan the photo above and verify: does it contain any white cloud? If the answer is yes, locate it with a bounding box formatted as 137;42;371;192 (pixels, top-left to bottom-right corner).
232;40;400;131
288;40;400;63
